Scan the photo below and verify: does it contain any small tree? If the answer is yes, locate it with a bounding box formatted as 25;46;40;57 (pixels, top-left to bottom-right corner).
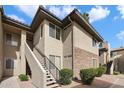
82;13;89;22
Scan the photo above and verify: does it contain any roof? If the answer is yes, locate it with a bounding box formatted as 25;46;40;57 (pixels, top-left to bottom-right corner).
2;15;30;31
30;6;104;42
111;48;124;52
1;5;104;42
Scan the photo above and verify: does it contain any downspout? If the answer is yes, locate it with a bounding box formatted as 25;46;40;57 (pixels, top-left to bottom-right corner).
68;17;74;72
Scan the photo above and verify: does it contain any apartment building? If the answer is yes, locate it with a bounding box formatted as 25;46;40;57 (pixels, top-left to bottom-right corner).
110;48;124;74
0;6;105;87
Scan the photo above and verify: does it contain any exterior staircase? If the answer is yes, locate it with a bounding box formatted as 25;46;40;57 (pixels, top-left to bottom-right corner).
40;62;60;88
33;47;60;88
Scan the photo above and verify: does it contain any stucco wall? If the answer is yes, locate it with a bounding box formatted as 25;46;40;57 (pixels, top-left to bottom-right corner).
33;21;45;57
73;22;99;78
44;20;63;69
112;50;124;73
73;22;99;55
62;25;73;69
25;43;46;88
3;31;21;76
0;12;3;79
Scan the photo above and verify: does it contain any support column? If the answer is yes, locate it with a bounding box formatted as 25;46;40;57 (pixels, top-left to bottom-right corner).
110;61;114;74
20;30;26;74
0;8;3;80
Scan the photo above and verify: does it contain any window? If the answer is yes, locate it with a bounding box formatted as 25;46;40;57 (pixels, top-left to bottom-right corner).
93;59;97;68
6;33;18;47
49;23;61;40
92;38;97;47
6;58;14;69
49;55;55;64
49;55;61;69
49;23;56;38
6;33;12;45
49;55;55;69
56;27;60;40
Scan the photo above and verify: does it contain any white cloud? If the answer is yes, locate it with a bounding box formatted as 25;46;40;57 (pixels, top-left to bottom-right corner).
46;5;77;19
14;5;39;18
88;6;110;23
116;30;124;40
7;14;25;23
117;5;124;19
14;5;77;19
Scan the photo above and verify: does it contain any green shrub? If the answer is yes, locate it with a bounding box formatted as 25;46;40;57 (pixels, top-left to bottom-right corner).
96;66;107;77
18;74;29;81
80;68;97;85
113;71;120;75
59;68;73;85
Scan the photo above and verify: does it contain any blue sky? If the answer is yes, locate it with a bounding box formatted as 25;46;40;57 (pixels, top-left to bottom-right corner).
3;5;124;49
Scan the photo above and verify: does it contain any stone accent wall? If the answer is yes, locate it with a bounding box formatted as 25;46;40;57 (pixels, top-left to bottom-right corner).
73;47;99;79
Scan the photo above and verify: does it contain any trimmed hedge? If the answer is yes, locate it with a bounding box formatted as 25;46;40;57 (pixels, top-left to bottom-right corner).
96;66;107;77
59;68;73;85
80;68;97;85
18;74;29;81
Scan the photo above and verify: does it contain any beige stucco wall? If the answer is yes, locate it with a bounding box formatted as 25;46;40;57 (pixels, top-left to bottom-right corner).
25;43;46;88
44;20;63;69
3;30;21;76
73;22;99;55
112;50;124;73
62;25;73;69
0;12;3;79
20;30;26;74
33;21;45;56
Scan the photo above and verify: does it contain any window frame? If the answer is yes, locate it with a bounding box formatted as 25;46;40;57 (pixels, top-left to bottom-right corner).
92;58;97;68
6;33;19;47
49;23;61;40
92;38;98;47
6;58;14;69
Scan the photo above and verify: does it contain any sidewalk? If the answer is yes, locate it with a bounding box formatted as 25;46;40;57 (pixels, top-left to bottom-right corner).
0;76;20;88
0;76;35;88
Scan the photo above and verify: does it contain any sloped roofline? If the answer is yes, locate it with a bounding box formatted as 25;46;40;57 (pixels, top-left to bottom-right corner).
111;48;124;52
1;5;104;41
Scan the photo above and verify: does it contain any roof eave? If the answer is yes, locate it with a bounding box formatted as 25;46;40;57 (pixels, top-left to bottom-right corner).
75;10;104;42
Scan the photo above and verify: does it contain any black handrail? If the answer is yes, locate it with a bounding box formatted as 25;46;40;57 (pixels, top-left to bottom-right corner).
35;47;60;80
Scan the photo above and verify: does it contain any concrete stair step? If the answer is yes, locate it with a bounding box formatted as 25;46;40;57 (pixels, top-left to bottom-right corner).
46;80;57;86
47;83;59;88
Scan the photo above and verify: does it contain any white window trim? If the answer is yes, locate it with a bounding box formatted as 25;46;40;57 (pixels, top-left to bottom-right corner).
92;58;97;68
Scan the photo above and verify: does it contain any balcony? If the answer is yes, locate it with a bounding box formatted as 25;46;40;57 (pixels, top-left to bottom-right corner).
99;42;108;51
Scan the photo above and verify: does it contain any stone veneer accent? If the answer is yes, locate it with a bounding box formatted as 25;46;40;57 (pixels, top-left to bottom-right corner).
73;47;99;79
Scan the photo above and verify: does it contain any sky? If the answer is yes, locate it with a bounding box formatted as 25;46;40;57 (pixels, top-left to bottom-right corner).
3;5;124;49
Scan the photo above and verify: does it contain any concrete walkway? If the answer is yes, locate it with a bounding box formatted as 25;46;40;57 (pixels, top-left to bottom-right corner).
0;76;20;88
61;74;124;88
0;76;35;88
110;75;124;88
